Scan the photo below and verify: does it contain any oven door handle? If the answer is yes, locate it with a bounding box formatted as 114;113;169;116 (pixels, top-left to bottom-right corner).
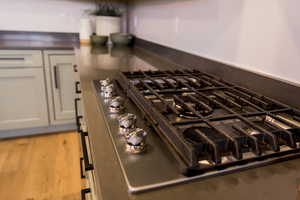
81;188;91;200
80;132;94;171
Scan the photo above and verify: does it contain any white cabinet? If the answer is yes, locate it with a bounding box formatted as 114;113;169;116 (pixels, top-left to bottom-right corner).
44;51;76;125
0;49;76;136
0;68;48;130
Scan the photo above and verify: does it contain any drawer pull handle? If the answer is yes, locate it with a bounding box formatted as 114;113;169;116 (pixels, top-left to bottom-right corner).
81;188;91;200
77;116;83;133
75;81;82;94
73;64;78;72
0;57;25;61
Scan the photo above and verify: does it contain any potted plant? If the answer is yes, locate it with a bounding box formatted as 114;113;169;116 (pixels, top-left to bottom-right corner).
92;1;122;44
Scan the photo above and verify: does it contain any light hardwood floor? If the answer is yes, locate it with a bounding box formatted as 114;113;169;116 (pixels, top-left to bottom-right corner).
0;132;82;200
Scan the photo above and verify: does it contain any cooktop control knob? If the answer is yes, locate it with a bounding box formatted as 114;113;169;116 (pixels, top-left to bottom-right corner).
119;113;136;135
125;128;147;153
100;78;111;90
102;84;114;98
109;96;124;113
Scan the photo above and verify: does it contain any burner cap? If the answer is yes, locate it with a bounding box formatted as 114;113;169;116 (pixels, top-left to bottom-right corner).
173;97;213;119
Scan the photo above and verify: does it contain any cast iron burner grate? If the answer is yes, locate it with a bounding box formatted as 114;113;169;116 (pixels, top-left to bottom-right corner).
116;69;300;176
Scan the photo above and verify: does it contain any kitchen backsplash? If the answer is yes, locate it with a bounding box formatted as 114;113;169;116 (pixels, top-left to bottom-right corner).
0;0;127;33
128;0;300;85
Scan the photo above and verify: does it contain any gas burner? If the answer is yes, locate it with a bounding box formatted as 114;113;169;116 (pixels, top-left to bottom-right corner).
173;95;213;119
244;127;260;136
174;102;199;119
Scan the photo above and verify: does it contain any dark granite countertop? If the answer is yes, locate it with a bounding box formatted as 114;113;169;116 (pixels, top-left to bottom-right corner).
77;45;300;200
0;31;78;50
0;39;77;50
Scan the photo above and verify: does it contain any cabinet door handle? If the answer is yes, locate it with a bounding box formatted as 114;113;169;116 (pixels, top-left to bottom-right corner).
80;132;94;171
75;81;82;94
54;65;59;89
81;188;91;200
80;157;86;179
73;64;78;72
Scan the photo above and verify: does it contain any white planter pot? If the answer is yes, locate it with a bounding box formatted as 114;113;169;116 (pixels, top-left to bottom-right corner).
79;18;92;43
96;16;121;37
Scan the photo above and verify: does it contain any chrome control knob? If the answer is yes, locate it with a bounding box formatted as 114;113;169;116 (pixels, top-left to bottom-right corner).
125;128;147;153
100;78;111;90
109;96;124;113
118;113;136;135
102;84;114;98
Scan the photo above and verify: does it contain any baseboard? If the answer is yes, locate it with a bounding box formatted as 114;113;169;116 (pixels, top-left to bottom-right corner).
0;124;76;139
135;38;300;109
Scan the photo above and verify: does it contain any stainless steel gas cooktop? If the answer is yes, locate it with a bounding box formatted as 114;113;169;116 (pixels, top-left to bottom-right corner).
94;69;300;193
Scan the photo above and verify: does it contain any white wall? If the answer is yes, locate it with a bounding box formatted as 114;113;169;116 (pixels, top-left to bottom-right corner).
128;0;300;85
0;0;96;33
0;0;127;33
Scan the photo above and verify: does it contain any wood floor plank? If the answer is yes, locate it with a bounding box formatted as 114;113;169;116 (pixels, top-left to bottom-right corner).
0;132;81;200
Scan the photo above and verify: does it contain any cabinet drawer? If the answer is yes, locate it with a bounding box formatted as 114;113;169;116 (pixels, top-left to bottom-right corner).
0;50;43;68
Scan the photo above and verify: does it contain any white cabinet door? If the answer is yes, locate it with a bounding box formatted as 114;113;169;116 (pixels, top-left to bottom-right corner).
0;68;48;130
45;52;76;125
